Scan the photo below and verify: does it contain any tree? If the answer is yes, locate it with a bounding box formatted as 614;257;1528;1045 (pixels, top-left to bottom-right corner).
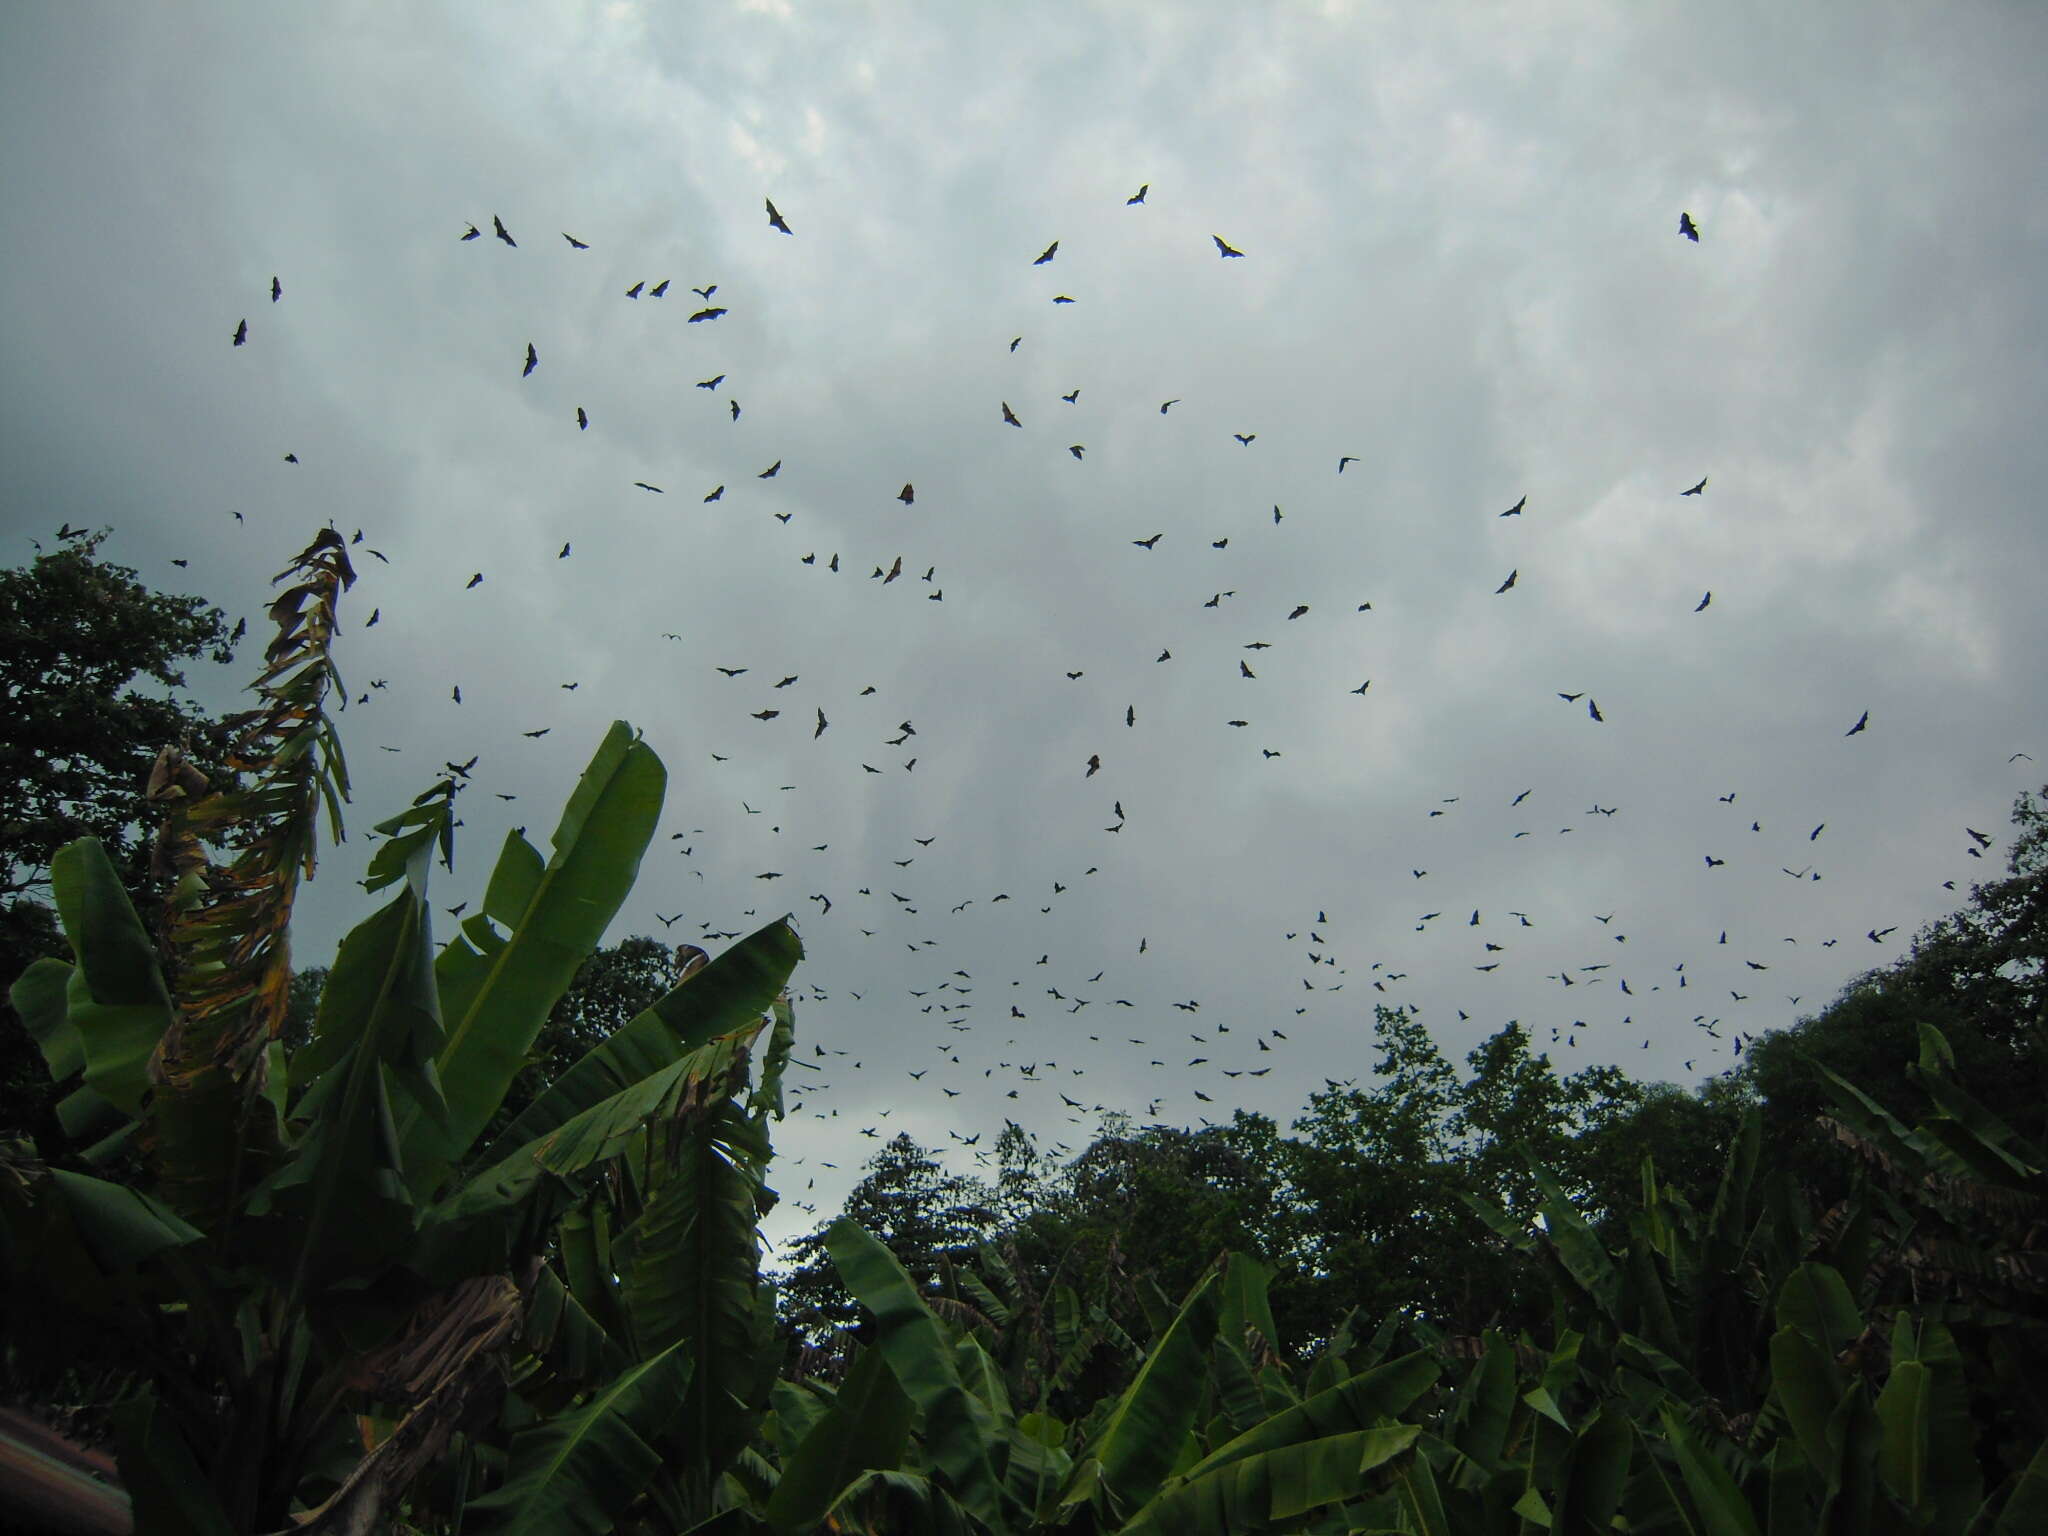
779;1132;996;1348
1;533;238;1151
1741;784;2048;1200
0;531;238;904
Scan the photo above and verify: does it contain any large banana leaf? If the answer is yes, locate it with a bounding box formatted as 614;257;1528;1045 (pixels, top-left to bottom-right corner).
109;1386;236;1536
1994;1431;2048;1534
1061;1270;1221;1520
413;1022;767;1281
1116;1423;1420;1536
826;1218;1010;1529
402;723;665;1189
761;1344;914;1534
48;839;175;1116
474;917;802;1171
1656;1404;1762;1536
249;874;441;1299
463;1338;694;1536
618;1101;778;1484
1549;1403;1632;1536
1176;1349;1439;1489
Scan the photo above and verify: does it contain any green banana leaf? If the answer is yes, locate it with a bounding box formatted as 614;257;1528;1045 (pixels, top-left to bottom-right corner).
762;1344;913;1534
818;1468;978;1536
521;1260;629;1387
463;1338;694;1535
1061;1270;1221;1520
1178;1349;1439;1490
1993;1430;2048;1535
475;917;802;1170
403;723;665;1189
251;877;440;1298
618;1101;778;1479
1116;1423;1420;1536
49;839;176;1116
43;1169;204;1270
415;1022;767;1281
1549;1403;1631;1536
826;1218;1010;1528
110;1385;237;1536
1657;1404;1761;1536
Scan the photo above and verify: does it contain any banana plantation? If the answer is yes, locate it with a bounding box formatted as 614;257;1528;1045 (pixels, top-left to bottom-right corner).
4;531;2047;1534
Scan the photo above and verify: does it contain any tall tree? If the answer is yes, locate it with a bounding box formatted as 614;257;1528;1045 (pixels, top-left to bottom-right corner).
778;1132;995;1347
1;533;236;1146
1742;783;2048;1195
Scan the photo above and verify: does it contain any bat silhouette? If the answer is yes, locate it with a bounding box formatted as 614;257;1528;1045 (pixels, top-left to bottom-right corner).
766;198;792;234
1213;235;1244;257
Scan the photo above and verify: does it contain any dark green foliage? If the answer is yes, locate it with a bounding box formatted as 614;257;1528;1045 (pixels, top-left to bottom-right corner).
1742;783;2048;1200
1;534;235;1157
483;933;691;1142
780;1133;997;1346
0;533;237;904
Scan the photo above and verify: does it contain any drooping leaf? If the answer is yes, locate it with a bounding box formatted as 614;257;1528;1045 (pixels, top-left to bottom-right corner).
463;1339;693;1535
762;1344;913;1534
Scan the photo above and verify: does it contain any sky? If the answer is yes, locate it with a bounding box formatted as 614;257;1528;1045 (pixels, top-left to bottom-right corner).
4;1;2045;1252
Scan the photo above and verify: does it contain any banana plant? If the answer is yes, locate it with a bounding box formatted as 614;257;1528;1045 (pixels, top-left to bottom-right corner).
749;1226;1440;1535
1;532;804;1534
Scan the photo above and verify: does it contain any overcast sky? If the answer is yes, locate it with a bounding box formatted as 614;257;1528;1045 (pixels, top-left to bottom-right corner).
4;2;2045;1250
